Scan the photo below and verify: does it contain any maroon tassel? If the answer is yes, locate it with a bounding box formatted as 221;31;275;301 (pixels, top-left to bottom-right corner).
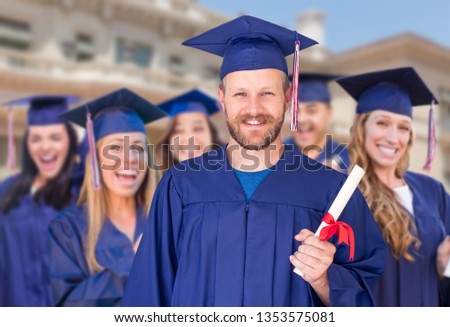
290;40;301;131
7;106;16;172
422;99;436;172
86;111;101;190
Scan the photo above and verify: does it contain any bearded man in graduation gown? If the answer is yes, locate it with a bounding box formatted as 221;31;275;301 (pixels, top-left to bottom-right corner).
121;15;386;307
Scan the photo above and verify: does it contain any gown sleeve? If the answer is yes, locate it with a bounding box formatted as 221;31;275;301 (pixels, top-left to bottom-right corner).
49;207;134;306
121;171;183;306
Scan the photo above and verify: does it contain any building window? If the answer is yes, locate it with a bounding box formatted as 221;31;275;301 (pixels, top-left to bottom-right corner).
116;38;152;68
75;34;94;62
169;56;185;75
0;16;31;50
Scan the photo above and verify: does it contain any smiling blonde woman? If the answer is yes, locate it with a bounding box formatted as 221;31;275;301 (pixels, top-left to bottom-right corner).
48;88;166;306
338;67;450;306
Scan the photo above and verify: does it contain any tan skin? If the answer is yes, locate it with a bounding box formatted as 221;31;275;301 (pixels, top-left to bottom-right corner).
98;132;148;252
364;110;450;277
27;124;70;191
218;68;335;306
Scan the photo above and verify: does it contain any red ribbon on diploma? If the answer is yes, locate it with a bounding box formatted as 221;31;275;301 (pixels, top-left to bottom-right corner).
319;212;355;261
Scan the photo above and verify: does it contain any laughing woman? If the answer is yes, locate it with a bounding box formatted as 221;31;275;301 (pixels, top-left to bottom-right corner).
0;95;81;306
337;67;450;306
48;88;166;306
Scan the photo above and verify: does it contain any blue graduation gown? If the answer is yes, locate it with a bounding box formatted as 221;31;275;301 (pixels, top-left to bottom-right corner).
374;171;450;306
121;145;386;307
0;175;80;306
284;137;350;172
49;205;146;306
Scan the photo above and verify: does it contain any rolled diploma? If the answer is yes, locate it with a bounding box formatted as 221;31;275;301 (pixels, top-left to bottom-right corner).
294;165;365;277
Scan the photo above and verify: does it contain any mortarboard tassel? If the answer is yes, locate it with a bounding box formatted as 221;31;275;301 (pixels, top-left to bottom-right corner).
86;110;101;190
7;106;16;172
290;39;301;131
422;99;436;172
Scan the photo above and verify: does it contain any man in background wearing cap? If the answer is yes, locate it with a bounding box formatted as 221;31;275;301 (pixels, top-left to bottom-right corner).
285;73;350;172
122;15;386;307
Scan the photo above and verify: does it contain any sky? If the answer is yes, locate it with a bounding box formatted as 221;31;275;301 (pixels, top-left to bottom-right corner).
199;0;450;53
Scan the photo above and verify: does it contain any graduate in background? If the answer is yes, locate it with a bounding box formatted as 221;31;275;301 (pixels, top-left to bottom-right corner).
155;89;223;172
122;15;386;307
284;73;349;172
48;88;166;306
0;95;82;306
337;67;450;306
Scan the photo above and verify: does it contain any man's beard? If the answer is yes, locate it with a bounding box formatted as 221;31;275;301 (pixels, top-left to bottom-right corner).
226;109;285;151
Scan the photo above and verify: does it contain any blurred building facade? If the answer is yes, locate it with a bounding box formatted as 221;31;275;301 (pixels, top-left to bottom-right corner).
0;1;449;190
0;0;229;178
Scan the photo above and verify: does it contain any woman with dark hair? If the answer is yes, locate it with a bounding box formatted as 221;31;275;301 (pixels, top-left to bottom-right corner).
0;95;82;306
48;88;166;306
337;67;450;306
155;89;223;172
